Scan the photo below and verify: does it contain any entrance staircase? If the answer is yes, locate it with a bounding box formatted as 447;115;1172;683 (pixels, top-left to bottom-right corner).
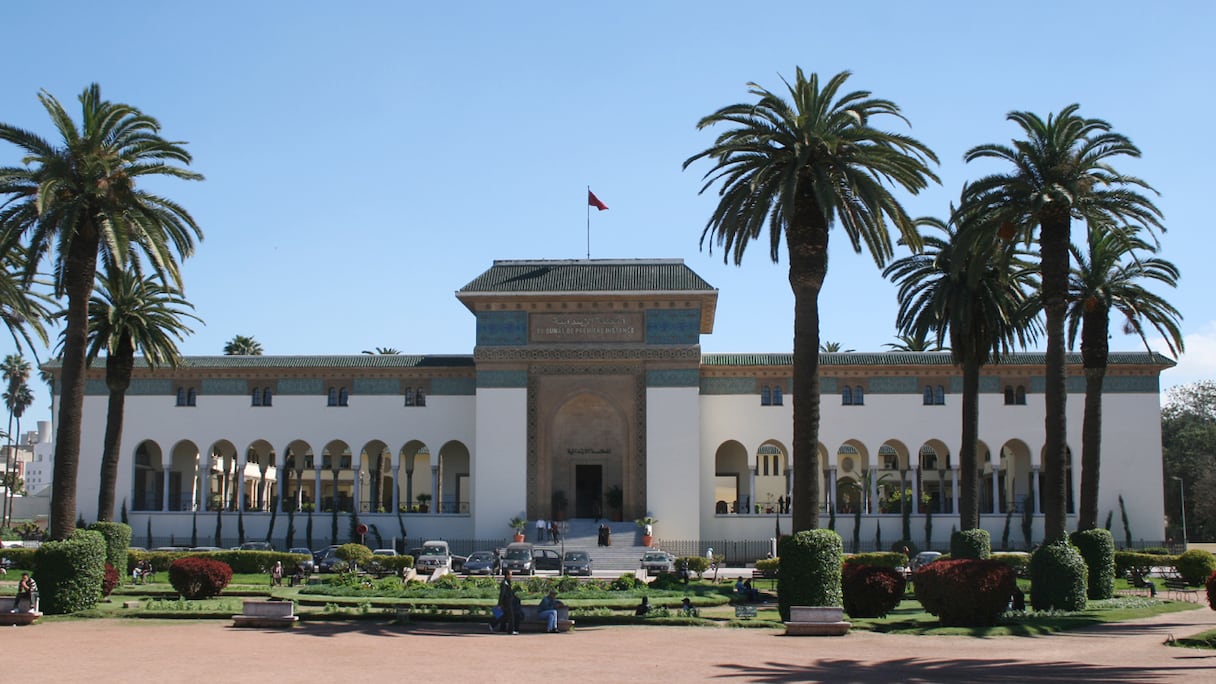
530;518;653;574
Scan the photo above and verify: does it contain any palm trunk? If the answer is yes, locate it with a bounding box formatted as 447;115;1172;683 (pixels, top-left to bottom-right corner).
1077;306;1109;531
1039;212;1071;542
50;230;100;540
97;334;135;522
959;358;981;529
787;191;829;532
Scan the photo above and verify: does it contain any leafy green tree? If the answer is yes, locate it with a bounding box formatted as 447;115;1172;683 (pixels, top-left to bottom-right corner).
685;69;939;530
964;105;1163;541
884;208;1039;529
81;269;200;521
1066;227;1182;530
1162;382;1216;541
223;334;262;356
0;84;202;539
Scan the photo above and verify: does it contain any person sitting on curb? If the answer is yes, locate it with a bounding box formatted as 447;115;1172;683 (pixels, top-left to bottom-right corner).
537;589;565;633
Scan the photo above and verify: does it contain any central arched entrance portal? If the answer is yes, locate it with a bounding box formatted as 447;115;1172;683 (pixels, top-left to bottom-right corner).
529;369;644;522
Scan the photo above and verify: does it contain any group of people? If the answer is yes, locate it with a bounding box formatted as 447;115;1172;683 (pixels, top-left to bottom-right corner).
734;578;761;602
490;570;565;634
533;518;561;544
12;572;37;613
131;559;153;584
635;596;698;617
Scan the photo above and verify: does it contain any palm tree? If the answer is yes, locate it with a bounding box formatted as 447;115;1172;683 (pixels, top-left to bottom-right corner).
819;341;855;353
1;354;31;526
882;333;947;352
0;84;203;539
964;105;1163;541
884;209;1040;529
2;382;32;526
362;347;401;355
1067;226;1182;530
83;269;200;521
0;246;52;354
223;335;263;356
685;69;939;531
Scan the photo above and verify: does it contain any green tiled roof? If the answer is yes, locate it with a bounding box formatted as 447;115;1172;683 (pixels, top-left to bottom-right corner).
701;351;1177;367
45;355;476;370
458;259;717;294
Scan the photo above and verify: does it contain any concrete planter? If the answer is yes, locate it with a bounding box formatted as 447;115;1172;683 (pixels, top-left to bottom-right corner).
784;605;850;636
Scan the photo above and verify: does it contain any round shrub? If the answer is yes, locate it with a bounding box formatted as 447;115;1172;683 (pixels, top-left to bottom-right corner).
1070;528;1115;599
334;543;373;571
169;556;233;599
102;563;120;597
1176;549;1216;586
33;529;106;614
87;521;132;574
1030;538;1088;611
950;529;991;560
777;529;843;621
754;557;780;575
842;562;906;618
679;556;710;578
914;559;1016;626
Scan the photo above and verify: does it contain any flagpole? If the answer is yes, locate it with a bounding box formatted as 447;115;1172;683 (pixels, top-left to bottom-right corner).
586;185;591;259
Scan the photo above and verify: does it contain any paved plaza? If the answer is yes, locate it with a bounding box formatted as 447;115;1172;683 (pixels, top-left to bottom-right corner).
7;606;1216;683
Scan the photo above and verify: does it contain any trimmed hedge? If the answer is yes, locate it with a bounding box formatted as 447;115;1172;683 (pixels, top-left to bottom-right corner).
33;529;107;614
1115;551;1176;579
777;529;843;621
128;549;310;574
1070;528;1115;599
844;552;906;568
0;547;35;570
1030;538;1087;611
950;529;991;560
842;562;905;618
87;521;132;574
754;557;780;575
989;553;1031;577
1176;549;1216;586
169;557;233;599
914;559;1016;626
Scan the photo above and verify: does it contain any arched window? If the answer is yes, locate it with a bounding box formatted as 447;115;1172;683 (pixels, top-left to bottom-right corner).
842;386;853;406
1016;385;1027;405
773;386;783;406
176;388;187;407
327;387;338;406
262;388;273;407
761;385;772;406
923;386;933;405
934;385;945;405
252;388;262;407
854;385;864;406
1004;385;1015;405
338;387;349;407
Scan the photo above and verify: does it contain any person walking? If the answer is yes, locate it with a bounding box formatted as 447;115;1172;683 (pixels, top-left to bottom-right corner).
495;570;521;634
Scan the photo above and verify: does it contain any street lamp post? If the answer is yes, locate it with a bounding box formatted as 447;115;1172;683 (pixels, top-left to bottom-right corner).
1172;476;1187;551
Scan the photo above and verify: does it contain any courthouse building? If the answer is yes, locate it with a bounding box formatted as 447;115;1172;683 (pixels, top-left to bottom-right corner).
39;259;1174;548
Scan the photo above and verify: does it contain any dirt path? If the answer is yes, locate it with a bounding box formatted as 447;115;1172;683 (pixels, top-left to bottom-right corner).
7;606;1216;683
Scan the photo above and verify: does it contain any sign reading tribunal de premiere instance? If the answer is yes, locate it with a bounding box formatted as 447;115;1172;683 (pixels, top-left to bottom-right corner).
531;312;644;343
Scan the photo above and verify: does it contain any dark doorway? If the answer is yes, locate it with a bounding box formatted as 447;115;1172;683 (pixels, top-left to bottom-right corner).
575;465;603;518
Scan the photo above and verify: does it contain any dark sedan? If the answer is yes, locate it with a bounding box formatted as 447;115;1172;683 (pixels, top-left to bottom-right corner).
463;550;500;576
561;550;592;576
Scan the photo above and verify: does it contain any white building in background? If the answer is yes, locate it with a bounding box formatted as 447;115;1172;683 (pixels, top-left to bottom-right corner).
41;259;1173;551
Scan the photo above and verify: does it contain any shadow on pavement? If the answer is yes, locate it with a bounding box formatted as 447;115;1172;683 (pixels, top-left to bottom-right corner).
714;656;1216;683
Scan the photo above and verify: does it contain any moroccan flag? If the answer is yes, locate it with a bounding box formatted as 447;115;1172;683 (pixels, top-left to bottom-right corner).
588;189;608;211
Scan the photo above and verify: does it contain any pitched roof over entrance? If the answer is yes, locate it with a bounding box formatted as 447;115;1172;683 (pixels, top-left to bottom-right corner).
457;259;716;295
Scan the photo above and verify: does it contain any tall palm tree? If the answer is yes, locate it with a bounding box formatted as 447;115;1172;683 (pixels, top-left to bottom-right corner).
819;341;855;353
963;105;1162;541
0;84;203;539
83;269;200;521
0;246;52;354
685;69;939;531
1067;226;1182;530
884;209;1040;529
2;382;32;526
1;354;31;525
223;335;263;356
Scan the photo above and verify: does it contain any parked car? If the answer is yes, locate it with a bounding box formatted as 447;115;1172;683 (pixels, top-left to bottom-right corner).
501;542;537;575
288;547;315;574
317;546;349;573
533;548;562;572
366;549;398;576
909;551;942;572
239;541;273;551
640;551;676;574
463;550;500;576
189;546;222;552
562;550;592;576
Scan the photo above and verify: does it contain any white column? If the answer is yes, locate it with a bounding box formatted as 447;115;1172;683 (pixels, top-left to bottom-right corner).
748;468;757;515
991;466;1001;514
312;469;322;511
430;465;439;514
828;467;838;512
951;467;960;515
1030;466;1039;515
910;466;920;514
161;465;171;512
351;460;361;514
391;463;400;513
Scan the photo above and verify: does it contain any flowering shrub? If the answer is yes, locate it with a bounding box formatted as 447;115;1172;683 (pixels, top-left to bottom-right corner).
168;557;233;599
842;562;905;618
914;559;1016;626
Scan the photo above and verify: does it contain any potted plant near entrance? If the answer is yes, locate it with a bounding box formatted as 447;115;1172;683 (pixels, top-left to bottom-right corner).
416;493;432;513
509;515;527;543
636;516;657;547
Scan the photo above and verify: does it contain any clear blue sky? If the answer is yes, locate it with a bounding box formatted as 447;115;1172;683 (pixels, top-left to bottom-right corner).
3;1;1213;428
